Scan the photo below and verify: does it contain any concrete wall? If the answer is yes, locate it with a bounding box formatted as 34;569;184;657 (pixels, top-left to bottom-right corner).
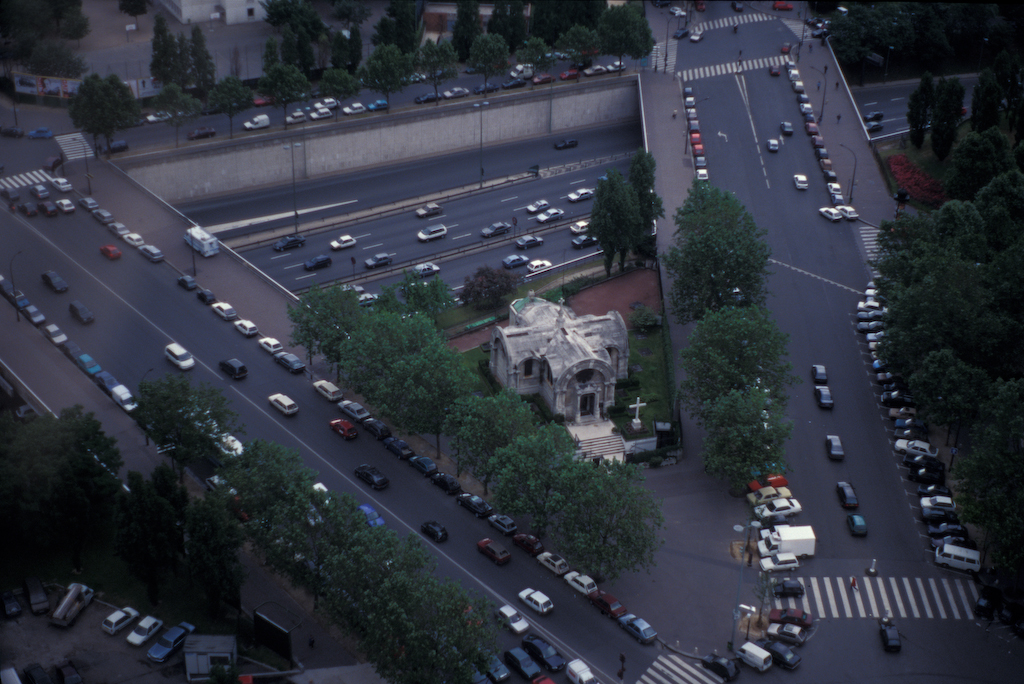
122;76;640;202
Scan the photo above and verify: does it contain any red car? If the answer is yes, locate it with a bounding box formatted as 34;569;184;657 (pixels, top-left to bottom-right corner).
805;122;820;135
773;1;794;9
100;245;122;260
692;143;705;156
252;94;273;106
695;0;706;9
769;608;813;628
560;69;578;80
690;132;702;145
330;418;358;440
532;73;554;85
781;43;791;54
769;64;781;76
748;474;789;492
513;533;545;556
588;590;627;618
477;538;511;565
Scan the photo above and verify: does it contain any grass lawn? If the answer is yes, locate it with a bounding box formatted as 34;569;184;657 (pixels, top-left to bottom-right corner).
610;327;673;438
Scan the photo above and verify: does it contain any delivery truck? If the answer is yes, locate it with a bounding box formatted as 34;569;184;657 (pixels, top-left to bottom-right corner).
757;525;816;559
243;114;270;130
49;583;94;627
184;226;220;257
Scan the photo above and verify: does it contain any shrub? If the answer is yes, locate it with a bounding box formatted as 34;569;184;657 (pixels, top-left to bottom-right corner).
887;154;947;208
629;305;660;331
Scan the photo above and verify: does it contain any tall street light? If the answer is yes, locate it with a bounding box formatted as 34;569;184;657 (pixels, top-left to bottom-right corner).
474;101;489;188
730;519;761;651
839;142;858;203
285;142;303;234
9;250;22;322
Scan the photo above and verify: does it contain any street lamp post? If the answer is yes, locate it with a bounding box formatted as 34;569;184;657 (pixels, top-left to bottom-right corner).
883;45;894;83
839;142;858;203
285;142;302;234
474;101;489;188
9;251;22;322
729;520;761;650
808;66;827;121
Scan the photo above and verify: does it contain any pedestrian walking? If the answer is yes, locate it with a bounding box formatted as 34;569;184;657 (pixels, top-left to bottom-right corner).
309;635;316;648
835;81;839;89
809;42;813;52
817;81;821;91
851;577;858;591
672;109;677;119
837;114;842;123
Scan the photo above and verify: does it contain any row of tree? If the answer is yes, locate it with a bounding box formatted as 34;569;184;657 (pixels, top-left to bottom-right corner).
664;183;797;490
873;169;1024;572
0;0;89;75
150;15;216;101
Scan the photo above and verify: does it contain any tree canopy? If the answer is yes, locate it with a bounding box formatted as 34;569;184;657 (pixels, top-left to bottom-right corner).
69;74;141;149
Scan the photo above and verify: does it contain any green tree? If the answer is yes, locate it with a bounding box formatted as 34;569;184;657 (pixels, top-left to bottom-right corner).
348;23;363;71
460;265;518;311
69;74;141;150
557;24;601;77
493;425;575;537
908;348;988;430
589;170;642;275
262;36;279;72
60;6;89;44
552;460;664;582
116;471;180;604
944;128;1014;201
150;14;177;86
597;3;654;72
931;77;966;161
135;373;240;481
185;497;245;617
628;148;664;250
400;271;456;315
119;0;148;26
517;36;555;87
372;0;417;55
258;63;311;127
209;76;253;138
445;390;536;489
906;72;934;149
27;39;86;78
172;32;194;89
152;83;203;147
970;68;1002;133
331;30;350;70
190;26;216;101
532;0;604;47
334;0;372;29
281;25;299;67
487;1;526;56
288;282;362;373
701;388;792;490
357;43;410;107
418;39;459;102
467;34;509;97
664;182;771;325
452;0;481;62
297;27;316;76
319;68;362;113
993;50;1023;130
678;306;796;424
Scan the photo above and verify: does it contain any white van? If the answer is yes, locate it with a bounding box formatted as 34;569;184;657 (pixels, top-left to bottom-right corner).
244;114;270;130
935;544;981;573
737;642;772;671
314;380;344;402
165;343;196;370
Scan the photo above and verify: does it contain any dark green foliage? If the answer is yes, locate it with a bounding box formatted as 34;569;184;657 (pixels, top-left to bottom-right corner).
944;128;1014;201
27;39;86;78
487;1;526;54
932;77;967;161
452;0;481;62
116;470;180;605
906;72;933;149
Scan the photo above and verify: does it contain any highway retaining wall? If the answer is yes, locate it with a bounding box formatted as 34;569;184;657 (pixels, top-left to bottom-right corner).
119;75;641;202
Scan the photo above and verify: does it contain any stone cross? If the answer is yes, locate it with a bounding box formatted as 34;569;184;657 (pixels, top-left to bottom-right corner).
629;396;646;431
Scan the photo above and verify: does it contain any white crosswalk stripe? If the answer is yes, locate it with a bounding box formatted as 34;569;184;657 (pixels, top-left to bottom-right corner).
679;55;790;85
0;170;55;190
55;132;92;161
641;654;723;684
773;576;980;619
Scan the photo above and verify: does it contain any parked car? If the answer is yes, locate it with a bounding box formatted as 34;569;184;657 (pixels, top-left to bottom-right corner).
147;622;196;662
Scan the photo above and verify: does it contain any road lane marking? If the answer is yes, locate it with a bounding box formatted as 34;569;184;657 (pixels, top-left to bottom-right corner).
890;577;907;618
942;579;961;619
916;578;933;618
903;578;920;618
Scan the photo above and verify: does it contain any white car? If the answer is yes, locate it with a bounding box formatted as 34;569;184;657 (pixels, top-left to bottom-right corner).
760;552;800;573
126;616;163;645
496;604;529;634
285;110;306;124
690;30;704;42
218;434;244;459
583;65;607;76
767;138;780;152
42;324;67;346
211;302;238;320
258;337;282;354
164;342;195;370
51;177;72;192
819;207;842;222
358;293;379;307
570;220;589;235
568;188;594;202
921;495;955;511
527;259;552;273
124;233;145;247
269;393;298;415
103;606;140;635
536;208;564;223
895;439;938;458
108;222;129;237
234;319;259;337
564;571;598;596
146;112;171;124
799;103;813;115
413;262;440;278
746;486;793;506
827;182;843;196
526;199;549;214
696;169;709;181
793;174;809;189
670;7;686;17
837;205;859;220
537;551;570;575
342;103;366;115
754;498;803;519
443;87;469;99
330;235;356;250
767;623;807;645
55;199;75;213
518;588;553;615
417;224;447;242
317;98;338;110
309;106;332;120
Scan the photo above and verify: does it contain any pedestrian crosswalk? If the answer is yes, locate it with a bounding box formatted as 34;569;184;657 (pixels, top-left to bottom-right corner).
772;575;980;620
678;55;789;85
641;654;721;684
0;169;56;191
859;223;881;265
55;132;92;162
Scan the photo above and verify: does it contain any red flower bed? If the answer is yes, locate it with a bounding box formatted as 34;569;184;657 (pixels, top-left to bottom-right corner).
887;154;947;207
